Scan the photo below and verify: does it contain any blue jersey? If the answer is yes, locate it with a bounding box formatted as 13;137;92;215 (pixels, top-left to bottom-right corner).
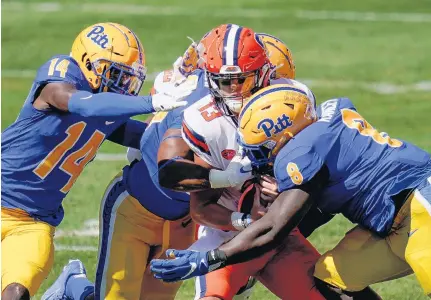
123;70;210;220
274;98;431;236
1;55;129;226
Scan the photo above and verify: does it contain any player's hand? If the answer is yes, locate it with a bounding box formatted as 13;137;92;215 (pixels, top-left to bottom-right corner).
151;78;196;112
250;184;268;221
258;175;279;206
150;249;210;282
209;154;254;188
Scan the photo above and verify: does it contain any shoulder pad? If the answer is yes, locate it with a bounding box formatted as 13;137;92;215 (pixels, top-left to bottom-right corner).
152;69;175;94
35;55;87;89
182;97;221;142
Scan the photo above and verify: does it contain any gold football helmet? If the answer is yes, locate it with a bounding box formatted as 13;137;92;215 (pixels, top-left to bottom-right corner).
70;23;146;95
238;84;316;166
257;33;295;80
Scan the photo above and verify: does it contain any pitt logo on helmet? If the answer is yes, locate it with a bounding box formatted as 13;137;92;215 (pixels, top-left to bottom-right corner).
238;83;316;166
257;114;292;138
86;25;110;49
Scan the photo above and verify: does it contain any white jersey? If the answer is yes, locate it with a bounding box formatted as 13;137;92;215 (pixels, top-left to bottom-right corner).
181;78;315;210
182;94;241;211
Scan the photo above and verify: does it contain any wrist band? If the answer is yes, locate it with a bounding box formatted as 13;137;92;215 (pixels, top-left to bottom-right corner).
231;212;252;231
207;249;227;272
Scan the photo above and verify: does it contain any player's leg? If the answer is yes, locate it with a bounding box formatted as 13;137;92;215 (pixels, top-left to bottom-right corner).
390;182;431;296
256;228;324;300
139;213;196;300
95;176;151;300
314;225;410;297
1;207;55;299
190;226;256;300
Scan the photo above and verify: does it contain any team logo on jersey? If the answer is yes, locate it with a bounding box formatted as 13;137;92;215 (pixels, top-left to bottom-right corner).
257;114;292;137
87;25;110;49
221;149;236;160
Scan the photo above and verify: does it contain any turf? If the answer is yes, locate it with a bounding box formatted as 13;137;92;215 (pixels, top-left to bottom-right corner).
2;0;430;298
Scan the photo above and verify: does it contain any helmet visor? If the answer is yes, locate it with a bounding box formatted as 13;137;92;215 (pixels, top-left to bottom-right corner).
99;61;147;96
208;70;258;99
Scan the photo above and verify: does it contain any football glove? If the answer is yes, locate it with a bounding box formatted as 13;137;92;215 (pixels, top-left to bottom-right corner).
209;153;254;189
150;249;227;282
151;77;196;112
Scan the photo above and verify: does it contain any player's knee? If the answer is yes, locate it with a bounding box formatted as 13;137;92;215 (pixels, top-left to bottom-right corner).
314;277;382;300
2;283;30;300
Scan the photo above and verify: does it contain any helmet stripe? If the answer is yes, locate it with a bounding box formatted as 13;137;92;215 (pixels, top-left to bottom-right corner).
239;86;307;120
232;26;243;65
129;30;145;64
224;24;240;65
222;24;233;65
265;41;293;69
108;23;130;46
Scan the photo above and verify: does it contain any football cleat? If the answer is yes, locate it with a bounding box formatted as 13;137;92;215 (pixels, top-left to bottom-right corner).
41;259;87;300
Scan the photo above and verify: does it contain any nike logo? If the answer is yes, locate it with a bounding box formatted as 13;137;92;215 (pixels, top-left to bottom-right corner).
105;121;115;125
240;166;252;174
181;262;197;279
181;218;192;228
80;95;93;100
407;228;419;237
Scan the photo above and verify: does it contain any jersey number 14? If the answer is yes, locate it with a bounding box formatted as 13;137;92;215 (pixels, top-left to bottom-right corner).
33;122;105;193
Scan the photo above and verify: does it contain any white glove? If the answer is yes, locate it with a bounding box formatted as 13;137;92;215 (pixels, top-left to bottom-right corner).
151;77;196;112
126;147;142;163
209;154;254;189
172;56;188;84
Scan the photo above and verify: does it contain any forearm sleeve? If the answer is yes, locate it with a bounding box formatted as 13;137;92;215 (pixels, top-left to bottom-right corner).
68;91;154;118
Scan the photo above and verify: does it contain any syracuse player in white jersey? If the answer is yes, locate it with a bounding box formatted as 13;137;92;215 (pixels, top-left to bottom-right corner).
178;24;324;300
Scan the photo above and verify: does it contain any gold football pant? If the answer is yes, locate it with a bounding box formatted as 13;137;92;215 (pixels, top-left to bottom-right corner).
1;207;55;296
95;172;195;300
314;176;431;296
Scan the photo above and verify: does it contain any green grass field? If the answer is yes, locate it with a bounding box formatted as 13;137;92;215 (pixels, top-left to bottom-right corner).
2;0;431;299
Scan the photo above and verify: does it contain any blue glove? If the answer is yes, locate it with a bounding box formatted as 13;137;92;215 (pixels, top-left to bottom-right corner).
150;249;227;282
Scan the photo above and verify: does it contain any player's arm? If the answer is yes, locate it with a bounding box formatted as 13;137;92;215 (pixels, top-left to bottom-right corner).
35;82;187;118
217;165;328;265
157;129;212;191
107;119;149;148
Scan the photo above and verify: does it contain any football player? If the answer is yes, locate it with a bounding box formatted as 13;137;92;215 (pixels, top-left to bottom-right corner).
42;35;212;300
152;83;431;298
154;24;328;300
1;22;190;300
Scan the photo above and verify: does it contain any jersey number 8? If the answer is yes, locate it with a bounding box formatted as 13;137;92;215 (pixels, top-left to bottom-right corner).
341;109;403;148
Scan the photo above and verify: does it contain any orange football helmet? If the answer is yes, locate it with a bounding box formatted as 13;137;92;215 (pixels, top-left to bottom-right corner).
202;24;271;115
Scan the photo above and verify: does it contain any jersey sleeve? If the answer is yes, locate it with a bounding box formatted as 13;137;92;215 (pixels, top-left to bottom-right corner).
152;69;174;95
34;55;86;89
181;100;223;168
274;146;325;192
181;116;213;166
